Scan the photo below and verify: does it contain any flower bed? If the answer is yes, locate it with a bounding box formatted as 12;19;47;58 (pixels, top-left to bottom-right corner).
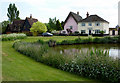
0;33;27;41
13;39;120;83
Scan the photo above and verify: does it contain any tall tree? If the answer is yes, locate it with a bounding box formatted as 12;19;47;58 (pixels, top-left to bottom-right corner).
56;20;63;31
7;3;20;23
48;17;57;31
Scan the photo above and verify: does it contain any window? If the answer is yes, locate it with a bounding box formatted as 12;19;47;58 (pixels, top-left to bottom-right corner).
104;30;106;33
88;23;92;26
95;30;100;34
81;23;85;26
81;30;86;34
70;26;73;29
95;22;100;26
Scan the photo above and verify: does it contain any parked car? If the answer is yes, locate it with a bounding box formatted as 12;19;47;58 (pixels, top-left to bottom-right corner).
42;32;53;36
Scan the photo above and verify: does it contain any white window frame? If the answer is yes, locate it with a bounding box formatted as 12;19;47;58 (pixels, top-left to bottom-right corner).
81;30;86;34
95;22;100;26
81;23;85;26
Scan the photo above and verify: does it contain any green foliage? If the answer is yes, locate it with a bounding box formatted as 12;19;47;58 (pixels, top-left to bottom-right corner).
1;20;10;33
99;30;105;35
46;17;63;32
13;41;49;62
13;40;120;82
7;3;20;23
56;20;63;31
51;30;60;35
74;31;80;35
1;33;27;41
57;36;120;45
30;21;47;36
3;37;92;81
47;17;57;32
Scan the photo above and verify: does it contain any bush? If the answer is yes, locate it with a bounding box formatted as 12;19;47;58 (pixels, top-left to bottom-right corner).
51;30;60;35
1;33;27;41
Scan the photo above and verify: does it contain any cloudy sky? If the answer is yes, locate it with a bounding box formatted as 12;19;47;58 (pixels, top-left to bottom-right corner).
0;0;119;27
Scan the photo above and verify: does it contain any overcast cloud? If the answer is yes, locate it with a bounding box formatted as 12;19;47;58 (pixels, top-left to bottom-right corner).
0;0;119;27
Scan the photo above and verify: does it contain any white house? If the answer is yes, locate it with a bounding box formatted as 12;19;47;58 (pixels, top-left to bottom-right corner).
78;12;109;35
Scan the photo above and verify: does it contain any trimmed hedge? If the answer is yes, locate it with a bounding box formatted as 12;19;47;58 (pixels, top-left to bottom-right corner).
13;39;120;83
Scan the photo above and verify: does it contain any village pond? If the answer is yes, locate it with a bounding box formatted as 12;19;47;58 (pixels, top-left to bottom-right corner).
53;44;120;59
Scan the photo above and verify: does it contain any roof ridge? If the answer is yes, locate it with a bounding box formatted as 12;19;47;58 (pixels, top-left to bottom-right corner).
79;14;109;23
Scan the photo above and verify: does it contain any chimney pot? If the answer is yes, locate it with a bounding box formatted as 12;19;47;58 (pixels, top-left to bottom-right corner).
86;12;89;18
77;11;79;15
30;14;32;18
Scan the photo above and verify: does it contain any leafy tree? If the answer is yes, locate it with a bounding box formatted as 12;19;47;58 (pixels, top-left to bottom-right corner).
46;17;63;32
1;21;9;33
47;17;57;31
61;21;64;28
7;3;20;23
45;23;51;32
56;20;63;31
30;21;47;36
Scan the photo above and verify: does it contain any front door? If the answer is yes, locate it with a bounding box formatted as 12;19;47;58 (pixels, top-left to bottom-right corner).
112;30;115;35
89;30;91;35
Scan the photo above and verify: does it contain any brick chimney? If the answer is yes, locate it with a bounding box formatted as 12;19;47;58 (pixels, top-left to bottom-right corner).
86;12;89;18
30;14;32;19
77;11;79;15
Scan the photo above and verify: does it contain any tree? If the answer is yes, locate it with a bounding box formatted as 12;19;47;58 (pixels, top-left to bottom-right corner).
30;21;47;36
47;17;57;31
61;21;64;28
7;3;20;23
56;20;63;31
1;21;9;33
46;17;63;32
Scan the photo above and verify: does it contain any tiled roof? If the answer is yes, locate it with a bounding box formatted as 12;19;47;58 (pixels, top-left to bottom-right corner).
79;15;109;23
64;12;82;24
70;12;82;22
13;20;25;24
26;17;38;26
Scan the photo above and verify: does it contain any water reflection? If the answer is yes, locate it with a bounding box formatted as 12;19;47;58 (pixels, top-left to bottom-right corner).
54;44;120;59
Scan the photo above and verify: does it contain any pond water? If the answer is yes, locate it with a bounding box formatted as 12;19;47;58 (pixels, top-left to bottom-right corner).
53;44;120;59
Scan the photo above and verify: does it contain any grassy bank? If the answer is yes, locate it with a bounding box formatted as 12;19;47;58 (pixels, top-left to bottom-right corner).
2;36;97;81
13;39;119;82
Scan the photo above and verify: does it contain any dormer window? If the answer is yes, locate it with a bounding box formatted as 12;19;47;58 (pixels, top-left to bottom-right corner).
82;23;85;26
95;22;100;26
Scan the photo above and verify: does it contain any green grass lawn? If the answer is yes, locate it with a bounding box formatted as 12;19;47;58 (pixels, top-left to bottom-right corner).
2;36;101;81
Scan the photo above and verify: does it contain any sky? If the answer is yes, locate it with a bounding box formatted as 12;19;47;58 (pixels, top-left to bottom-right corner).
0;0;119;27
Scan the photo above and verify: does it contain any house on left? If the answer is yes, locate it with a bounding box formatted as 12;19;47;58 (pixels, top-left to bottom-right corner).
6;14;38;34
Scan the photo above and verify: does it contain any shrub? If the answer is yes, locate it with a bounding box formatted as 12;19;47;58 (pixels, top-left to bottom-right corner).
51;30;60;35
30;21;47;36
13;41;49;62
1;33;27;41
